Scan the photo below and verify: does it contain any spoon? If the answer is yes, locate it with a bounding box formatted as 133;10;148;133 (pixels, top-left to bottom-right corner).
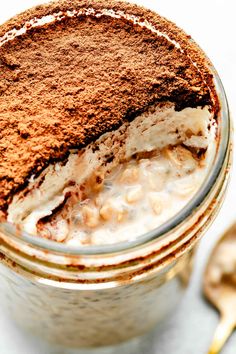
203;223;236;354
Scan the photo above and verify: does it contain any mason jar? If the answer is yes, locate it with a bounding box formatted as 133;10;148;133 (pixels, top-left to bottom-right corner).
0;61;232;348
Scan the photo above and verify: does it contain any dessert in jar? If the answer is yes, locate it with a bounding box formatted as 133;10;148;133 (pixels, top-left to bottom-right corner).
0;0;232;348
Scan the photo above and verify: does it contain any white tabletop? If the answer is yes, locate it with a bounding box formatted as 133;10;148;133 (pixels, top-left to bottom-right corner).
0;1;236;353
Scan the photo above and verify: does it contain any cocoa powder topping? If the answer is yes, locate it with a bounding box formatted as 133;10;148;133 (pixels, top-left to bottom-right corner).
0;0;217;213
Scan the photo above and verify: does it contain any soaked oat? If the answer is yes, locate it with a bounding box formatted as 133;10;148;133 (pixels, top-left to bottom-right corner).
36;146;205;246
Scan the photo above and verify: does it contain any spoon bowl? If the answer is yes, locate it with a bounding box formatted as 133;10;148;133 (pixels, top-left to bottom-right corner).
203;223;236;354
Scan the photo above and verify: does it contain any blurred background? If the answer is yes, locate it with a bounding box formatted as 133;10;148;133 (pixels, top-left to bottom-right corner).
0;0;235;353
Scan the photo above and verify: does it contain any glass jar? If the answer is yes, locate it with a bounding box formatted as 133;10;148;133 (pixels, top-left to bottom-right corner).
0;67;232;347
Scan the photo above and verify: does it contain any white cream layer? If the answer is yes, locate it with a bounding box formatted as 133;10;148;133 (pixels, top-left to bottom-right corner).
7;104;215;244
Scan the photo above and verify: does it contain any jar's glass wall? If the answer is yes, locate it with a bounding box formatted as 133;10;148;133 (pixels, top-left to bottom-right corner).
0;250;193;347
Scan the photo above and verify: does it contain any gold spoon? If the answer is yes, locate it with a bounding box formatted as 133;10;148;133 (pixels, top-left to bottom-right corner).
203;223;236;354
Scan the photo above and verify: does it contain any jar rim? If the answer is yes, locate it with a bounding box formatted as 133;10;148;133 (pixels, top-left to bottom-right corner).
0;67;231;256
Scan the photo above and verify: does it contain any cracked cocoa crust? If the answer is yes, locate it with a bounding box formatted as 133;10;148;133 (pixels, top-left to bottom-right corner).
0;0;218;215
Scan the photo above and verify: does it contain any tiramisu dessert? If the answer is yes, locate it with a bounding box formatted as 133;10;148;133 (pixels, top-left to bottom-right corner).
0;0;218;246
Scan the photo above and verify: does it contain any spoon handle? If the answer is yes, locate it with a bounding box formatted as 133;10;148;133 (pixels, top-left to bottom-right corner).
208;316;235;354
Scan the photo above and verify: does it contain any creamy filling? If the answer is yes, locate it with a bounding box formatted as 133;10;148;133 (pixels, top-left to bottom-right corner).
7;104;216;245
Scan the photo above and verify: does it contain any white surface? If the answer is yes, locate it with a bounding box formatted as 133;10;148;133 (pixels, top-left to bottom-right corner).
0;0;235;353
